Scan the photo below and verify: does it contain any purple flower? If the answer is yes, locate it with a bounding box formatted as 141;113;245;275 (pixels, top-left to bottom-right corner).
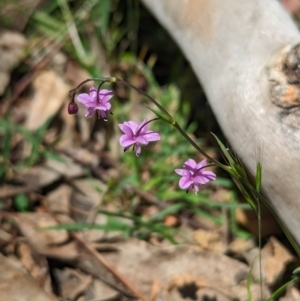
175;159;216;194
77;86;114;119
119;120;160;156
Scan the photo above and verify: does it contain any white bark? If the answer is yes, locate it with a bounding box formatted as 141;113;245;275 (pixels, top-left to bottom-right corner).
141;0;300;243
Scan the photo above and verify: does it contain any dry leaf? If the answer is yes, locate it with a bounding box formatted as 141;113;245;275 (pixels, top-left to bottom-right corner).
0;30;26;95
84;278;119;301
229;237;255;254
46;184;71;214
0;1;41;31
103;239;269;301
0;157;85;199
244;236;294;285
5;212;134;297
262;236;294;285
0;253;58;301
25;70;70;130
9;212;79;260
14;213;69;245
192;229;224;252
53;268;92;300
0;228;12;248
17;242;52;295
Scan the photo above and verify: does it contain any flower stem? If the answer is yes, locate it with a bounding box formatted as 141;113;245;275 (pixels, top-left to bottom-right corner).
172;121;228;169
69;77;113;94
114;78;174;122
135;118;160;136
96;81;105;104
249;186;300;257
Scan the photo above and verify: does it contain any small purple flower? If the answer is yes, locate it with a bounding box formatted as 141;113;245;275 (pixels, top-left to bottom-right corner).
119;120;160;156
77;86;114;119
175;159;216;194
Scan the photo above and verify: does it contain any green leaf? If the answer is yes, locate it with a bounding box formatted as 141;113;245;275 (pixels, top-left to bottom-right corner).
144;104;174;125
232;178;257;213
13;194;30;212
246;270;253;301
212;133;235;166
32;11;64;31
266;277;299;301
293;267;300;275
41;220;132;233
148;203;185;222
44;151;65;163
95;0;111;37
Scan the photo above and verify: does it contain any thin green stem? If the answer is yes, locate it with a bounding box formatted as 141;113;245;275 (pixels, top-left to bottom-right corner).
69;77;113;93
173;122;227;169
257;202;263;300
249;186;300;258
115;78;172;119
135;118;160;136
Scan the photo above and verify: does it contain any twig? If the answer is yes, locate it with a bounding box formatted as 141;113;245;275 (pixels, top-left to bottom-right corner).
128;185;167;208
72;232;150;301
36;193;151;301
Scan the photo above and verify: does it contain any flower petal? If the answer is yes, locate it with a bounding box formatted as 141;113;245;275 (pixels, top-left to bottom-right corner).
120;121;139;134
119;135;136;148
89;86;97;93
119;123;134;137
77;93;93;105
86;107;95;117
196;159;207;170
99;110;107;119
175;169;191;176
183;159;197;170
142;131;160;142
89;87;98;100
179;177;194;190
137;120;148;132
201;170;216;181
99;89;114;102
95;105;109;111
135;135;149;145
193;184;200;195
102;102;111;110
127;121;140;134
194;171;216;184
135;144;142;156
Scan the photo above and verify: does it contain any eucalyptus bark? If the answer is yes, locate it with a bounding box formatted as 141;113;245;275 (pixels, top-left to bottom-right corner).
141;0;300;243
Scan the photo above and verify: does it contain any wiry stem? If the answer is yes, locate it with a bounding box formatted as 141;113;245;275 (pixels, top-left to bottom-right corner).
173;122;227;169
114;78;172;120
135;118;160;136
96;81;105;104
69;77;112;94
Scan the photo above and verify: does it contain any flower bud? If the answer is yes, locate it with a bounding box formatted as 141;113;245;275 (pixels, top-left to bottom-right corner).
68;102;78;114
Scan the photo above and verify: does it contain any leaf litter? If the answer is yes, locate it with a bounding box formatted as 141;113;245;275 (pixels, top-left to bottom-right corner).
0;2;299;301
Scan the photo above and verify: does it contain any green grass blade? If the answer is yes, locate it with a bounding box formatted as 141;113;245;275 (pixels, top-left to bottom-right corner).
256;162;262;193
266;277;299;301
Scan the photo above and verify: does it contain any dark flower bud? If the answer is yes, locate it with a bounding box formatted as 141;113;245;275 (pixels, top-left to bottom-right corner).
68;102;78;114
